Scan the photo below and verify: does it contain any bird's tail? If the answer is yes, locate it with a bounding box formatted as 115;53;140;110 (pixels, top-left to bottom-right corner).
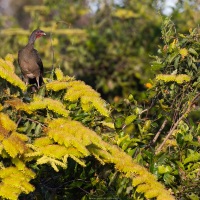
39;76;43;87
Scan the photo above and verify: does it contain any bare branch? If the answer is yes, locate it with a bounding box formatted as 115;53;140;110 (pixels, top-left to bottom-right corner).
155;92;200;154
27;118;46;127
152;119;168;144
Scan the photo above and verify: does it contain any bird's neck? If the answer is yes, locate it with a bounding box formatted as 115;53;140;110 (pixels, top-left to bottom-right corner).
25;43;34;50
28;40;35;46
28;35;36;45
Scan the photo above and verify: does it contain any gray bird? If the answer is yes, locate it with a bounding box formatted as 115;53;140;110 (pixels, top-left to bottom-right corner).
18;29;46;89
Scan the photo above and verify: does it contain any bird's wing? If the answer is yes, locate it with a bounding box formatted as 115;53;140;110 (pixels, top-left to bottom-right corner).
33;49;44;75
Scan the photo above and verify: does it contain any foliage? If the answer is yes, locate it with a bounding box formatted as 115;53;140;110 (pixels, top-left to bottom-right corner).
0;54;26;91
112;18;200;199
0;1;200;199
0;58;174;200
151;18;200;198
1;1;200;102
0;0;164;102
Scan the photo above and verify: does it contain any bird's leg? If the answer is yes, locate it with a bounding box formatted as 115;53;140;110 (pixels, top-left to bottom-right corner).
36;77;40;88
23;76;29;85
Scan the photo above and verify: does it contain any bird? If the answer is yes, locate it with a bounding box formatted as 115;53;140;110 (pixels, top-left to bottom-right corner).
18;29;46;89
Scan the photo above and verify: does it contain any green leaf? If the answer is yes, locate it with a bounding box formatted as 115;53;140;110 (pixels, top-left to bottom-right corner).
117;135;129;146
188;48;198;56
184;151;200;164
178;33;186;38
184;133;193;142
187;55;193;67
158;165;173;174
17;121;30;132
167;51;179;63
114;117;124;129
35;123;42;135
176;161;185;170
125;114;137;125
127;148;137;157
151;62;163;71
143;120;151;132
176;133;184;147
38;86;46;97
187;193;199;200
26;122;37;135
117;178;127;195
163;173;175;185
122;140;133;151
191;63;197;71
174;55;180;69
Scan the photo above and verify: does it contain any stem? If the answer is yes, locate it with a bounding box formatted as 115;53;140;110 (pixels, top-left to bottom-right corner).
16;116;22;126
144;119;167;150
50;32;55;80
27;118;46;127
152;119;168;143
155;92;200;154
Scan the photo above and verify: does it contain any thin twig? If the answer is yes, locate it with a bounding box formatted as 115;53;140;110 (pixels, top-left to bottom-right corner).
27;118;46;127
50;32;55;80
171;84;189;125
152;119;168;143
139;109;148;118
144;119;168;150
16;116;22;126
155;92;200;154
17;116;46;128
77;187;90;195
145;93;161;118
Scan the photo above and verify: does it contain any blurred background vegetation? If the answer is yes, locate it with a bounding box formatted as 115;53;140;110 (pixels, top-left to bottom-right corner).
1;0;199;102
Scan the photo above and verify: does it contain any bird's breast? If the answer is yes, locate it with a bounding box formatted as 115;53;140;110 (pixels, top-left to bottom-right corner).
18;48;41;77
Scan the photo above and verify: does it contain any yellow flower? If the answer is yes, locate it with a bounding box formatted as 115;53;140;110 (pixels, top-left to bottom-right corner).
179;48;188;59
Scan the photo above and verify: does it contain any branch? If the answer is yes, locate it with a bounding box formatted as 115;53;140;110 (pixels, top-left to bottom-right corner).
16;116;22;126
152;119;168;144
27;118;46;127
50;32;55;80
144;119;167;150
155;92;200;154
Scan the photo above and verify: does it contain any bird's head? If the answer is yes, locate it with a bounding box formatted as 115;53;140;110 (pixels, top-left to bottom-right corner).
29;29;46;44
35;30;46;38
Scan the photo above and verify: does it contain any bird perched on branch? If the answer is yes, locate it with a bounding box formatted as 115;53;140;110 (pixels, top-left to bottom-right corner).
18;29;46;89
